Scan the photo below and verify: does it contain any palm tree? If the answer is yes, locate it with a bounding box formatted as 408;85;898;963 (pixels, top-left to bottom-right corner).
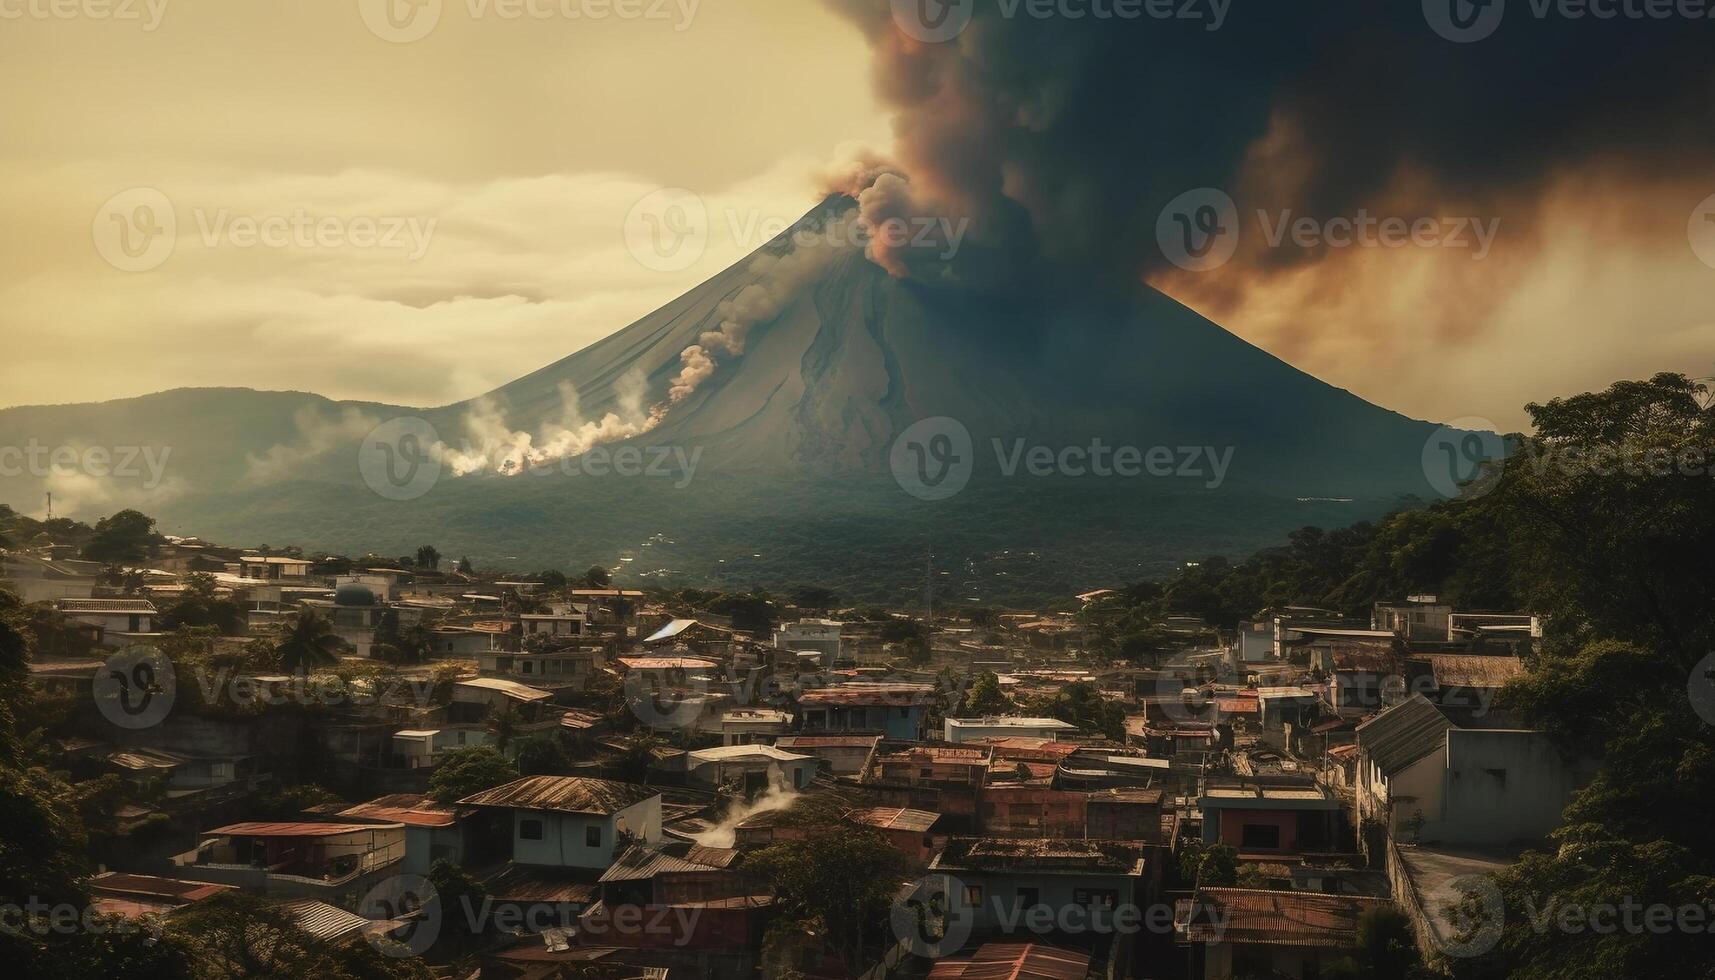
276;608;343;674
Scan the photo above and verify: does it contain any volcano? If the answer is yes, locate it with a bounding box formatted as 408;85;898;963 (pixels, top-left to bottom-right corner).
0;196;1452;602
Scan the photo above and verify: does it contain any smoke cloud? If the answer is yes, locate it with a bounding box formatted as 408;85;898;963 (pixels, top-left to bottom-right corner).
828;0;1715;306
437;370;664;477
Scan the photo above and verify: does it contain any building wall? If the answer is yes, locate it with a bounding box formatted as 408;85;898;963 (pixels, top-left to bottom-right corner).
1431;730;1584;844
1087;800;1164;843
510;796;661;868
958;872;1137;932
943;721;1069;744
1209;808;1300;852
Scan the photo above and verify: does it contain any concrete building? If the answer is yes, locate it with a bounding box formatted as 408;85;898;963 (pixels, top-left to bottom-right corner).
772;619;844;661
943;716;1080;744
685;744;818;791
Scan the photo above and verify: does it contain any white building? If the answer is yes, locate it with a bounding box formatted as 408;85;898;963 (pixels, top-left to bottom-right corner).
53;597;157;647
686;744;819;790
457;776;662;870
942;716;1079;744
773;619;844;661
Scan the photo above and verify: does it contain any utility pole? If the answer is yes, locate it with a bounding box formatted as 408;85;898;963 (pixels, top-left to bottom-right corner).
45;492;52;521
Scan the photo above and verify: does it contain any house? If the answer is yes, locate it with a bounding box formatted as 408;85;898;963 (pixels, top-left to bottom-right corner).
1177;888;1391;979
943;716;1079;744
86;872;234;921
773;734;880;776
235;556;314;582
0;551;97;603
1197;779;1346;855
928;838;1145;935
640;619;734;655
174;822;406;901
480;648;605;689
1355;695;1591;847
452;676;555;713
1256;687;1320;731
844;807;947;863
979;784;1089;838
1233;621;1274;664
521;611;586;640
684;744;819;792
797;682;937;740
580;843;772;952
709;707;793;745
389;726;492;769
1372;596;1453;642
458;776;662;869
52;597;157;647
772;619;844;661
1085;787;1167;843
338;794;468;875
1408;653;1524;714
429;626;503;658
927;941;1090;980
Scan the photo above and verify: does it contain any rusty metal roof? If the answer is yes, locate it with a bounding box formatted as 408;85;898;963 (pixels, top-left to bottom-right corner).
457;775;658;815
799;682;937;706
202;822;387;838
1181;888;1389;948
845;807;939;833
338;794;460;828
1420;654;1525;689
928;942;1091;980
932;838;1143;876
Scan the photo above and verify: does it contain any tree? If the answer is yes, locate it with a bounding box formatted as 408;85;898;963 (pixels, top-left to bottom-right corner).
159;573;248;635
515;737;570;776
1195;843;1237;887
80;510;158;563
456;556;473;575
427;746;518;803
746;828;910;974
415;545;440;571
790;586;839;611
580;565;611;588
879;618;931;664
956;671;1014;718
706;591;775;636
424;859;489;956
275;608;343;674
168;890;432;979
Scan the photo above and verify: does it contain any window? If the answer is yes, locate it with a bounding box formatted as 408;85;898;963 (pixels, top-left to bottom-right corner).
1241;823;1282;849
519;819;544;841
521;661;533;674
962;885;983;906
1074;888;1117;909
920;767;934;779
585;825;602;847
1016;887;1039;910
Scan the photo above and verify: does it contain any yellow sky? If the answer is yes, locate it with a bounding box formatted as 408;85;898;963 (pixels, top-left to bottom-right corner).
1;1;1710;431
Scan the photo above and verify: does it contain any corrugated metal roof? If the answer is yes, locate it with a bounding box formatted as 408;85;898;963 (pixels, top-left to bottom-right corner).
1356;694;1456;776
1181;888;1389;948
616;656;718;670
284;899;371;943
203;822;389;837
928;942;1091;980
482;865;600;904
1422;654;1525;689
338;794;460;828
597;845;724;882
54;598;158;614
846;806;939;833
457;775;658;815
454;677;553;702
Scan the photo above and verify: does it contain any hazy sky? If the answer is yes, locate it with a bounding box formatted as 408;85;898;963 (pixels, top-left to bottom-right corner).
2;1;1711;432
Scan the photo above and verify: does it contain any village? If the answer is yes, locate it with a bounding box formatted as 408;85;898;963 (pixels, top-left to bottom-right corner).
1;522;1580;980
